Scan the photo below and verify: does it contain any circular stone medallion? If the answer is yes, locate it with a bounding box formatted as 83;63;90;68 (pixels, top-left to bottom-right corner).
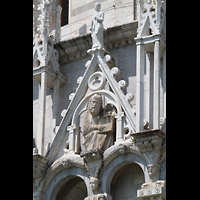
88;72;106;91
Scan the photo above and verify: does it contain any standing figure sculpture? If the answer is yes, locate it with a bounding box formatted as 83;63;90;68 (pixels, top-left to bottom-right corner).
90;2;105;51
82;94;116;151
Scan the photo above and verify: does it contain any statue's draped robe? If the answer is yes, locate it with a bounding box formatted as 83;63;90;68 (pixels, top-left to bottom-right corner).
82;110;115;151
91;11;104;49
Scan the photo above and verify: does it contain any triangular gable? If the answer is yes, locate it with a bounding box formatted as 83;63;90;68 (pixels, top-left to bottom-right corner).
137;0;166;38
137;12;159;38
46;54;99;164
46;50;136;165
33;34;59;72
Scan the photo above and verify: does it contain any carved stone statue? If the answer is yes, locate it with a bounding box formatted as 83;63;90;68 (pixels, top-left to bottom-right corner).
90;2;105;51
82;94;116;151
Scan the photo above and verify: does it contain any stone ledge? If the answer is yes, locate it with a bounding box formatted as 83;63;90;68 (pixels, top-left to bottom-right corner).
33;66;67;89
54;21;138;64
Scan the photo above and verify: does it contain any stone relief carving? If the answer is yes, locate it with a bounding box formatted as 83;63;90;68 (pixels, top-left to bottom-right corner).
82;94;116;151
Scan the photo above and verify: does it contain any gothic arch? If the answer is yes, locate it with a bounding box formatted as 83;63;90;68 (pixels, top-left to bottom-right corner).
101;153;150;195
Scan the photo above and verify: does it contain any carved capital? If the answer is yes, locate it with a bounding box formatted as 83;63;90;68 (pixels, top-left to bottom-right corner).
115;112;124;121
67;124;77;133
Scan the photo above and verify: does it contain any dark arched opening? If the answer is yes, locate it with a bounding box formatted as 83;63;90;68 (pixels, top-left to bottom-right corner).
55;176;87;200
111;163;145;199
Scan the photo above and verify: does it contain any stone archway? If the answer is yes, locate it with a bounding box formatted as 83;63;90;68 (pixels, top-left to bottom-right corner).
55;176;87;200
44;167;92;200
110;163;145;200
101;153;150;195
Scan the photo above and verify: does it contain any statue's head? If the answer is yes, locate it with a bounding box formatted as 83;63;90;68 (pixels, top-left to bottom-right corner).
147;163;160;177
88;94;102;116
94;2;101;11
90;177;99;191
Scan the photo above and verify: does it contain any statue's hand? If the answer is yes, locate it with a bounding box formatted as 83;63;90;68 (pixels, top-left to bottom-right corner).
97;125;105;132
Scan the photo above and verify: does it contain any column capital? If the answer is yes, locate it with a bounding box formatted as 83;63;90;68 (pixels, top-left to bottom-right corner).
67;124;77;133
115;112;124;120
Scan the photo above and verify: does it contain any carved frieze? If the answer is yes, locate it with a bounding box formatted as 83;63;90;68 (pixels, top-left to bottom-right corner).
137;180;166;199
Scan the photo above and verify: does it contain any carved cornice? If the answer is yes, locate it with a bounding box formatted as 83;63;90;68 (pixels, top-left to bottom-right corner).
54;21;138;65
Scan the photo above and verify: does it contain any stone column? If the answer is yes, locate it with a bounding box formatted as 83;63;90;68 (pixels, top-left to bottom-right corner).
67;125;77;154
163;49;166;118
115;112;124;143
55;5;62;43
33;4;36;36
136;43;145;132
52;78;59;141
145;52;154;129
37;70;47;155
153;40;160;129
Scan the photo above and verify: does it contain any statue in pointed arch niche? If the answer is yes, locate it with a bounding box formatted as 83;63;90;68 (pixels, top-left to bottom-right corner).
90;2;105;51
82;94;116;151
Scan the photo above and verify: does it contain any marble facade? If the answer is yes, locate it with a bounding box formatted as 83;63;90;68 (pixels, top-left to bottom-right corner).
33;1;166;200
